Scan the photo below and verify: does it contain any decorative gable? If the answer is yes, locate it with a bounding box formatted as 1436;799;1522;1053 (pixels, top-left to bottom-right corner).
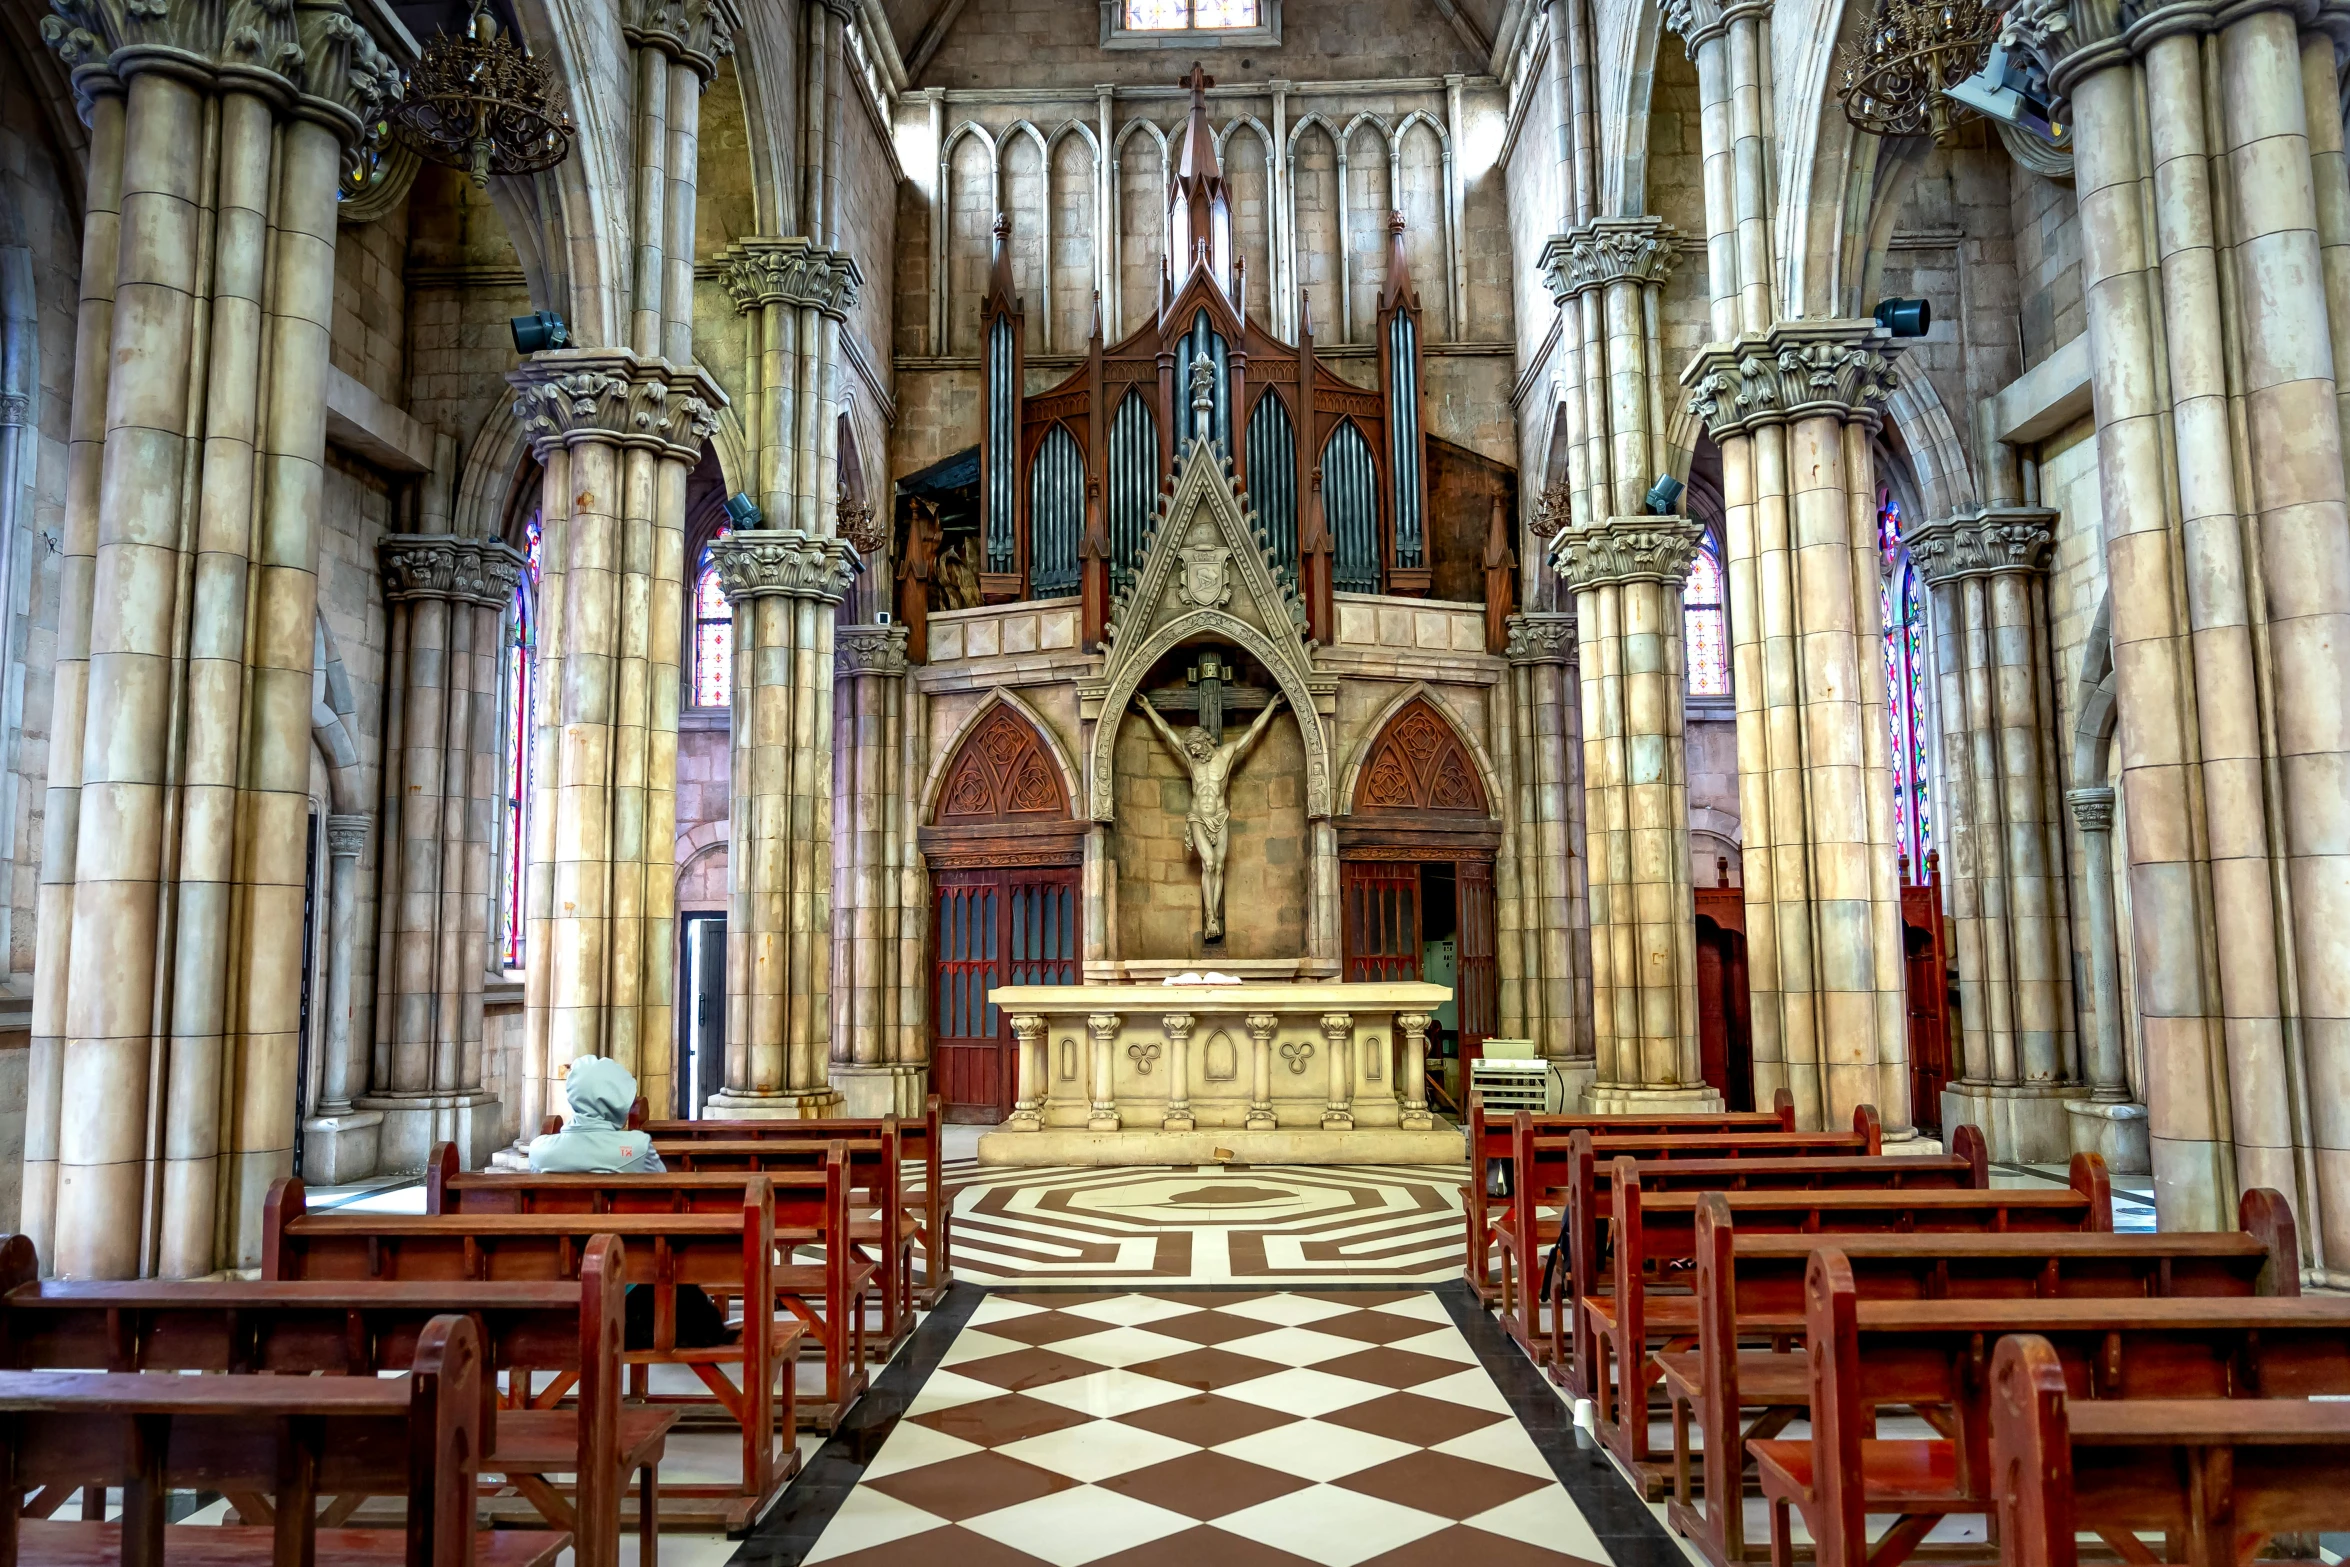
1080;438;1335;823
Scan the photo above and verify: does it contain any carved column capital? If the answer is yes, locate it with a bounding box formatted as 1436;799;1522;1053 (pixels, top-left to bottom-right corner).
379;534;527;608
1555;516;1707;592
41;0;403;140
325;813;372;860
0;394;29;429
1904;507;2058;586
1319;1012;1354;1038
1087;1012;1123;1038
1539;217;1681;304
2067;786;2115;833
622;0;742;79
835;624;911;677
1682;320;1904;439
1161;1012;1197;1043
1505;612;1577;665
508;351;725;463
716;238;865;319
710;530;857;605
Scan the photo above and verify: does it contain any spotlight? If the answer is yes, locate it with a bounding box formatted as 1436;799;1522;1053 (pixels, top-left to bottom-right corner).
509;310;570;354
1643;474;1685;515
1873;298;1933;337
724;492;764;529
1945;39;2065;145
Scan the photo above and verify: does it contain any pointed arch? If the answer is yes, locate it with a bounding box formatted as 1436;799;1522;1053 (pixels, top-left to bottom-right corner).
922;690;1083;825
1339;685;1501;821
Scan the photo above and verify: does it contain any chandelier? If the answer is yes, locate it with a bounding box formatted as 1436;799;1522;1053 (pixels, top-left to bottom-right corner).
391;0;576;188
1837;0;2002;144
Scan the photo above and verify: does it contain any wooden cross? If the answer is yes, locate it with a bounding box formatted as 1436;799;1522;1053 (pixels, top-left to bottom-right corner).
1180;62;1214;98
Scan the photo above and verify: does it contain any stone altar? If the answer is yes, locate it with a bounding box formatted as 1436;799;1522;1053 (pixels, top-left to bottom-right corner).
975;980;1463;1166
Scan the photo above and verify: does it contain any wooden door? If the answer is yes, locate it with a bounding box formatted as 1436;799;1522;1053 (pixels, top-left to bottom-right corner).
681;913;728;1118
1455;857;1496;1060
932;866;1079;1123
1342;861;1420;984
1901;873;1953;1132
1692;891;1753;1111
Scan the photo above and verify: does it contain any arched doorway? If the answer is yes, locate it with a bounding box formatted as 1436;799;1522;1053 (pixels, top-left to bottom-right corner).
1339;698;1501;1093
920;704;1083;1122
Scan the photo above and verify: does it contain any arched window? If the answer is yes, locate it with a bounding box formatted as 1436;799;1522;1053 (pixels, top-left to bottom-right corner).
500;511;543;970
692;526;732;708
1880;495;1933;870
1685;531;1729;697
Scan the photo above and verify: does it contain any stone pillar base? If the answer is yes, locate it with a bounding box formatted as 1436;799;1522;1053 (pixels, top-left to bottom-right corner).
830;1064;928;1119
1545;1060;1598;1115
1580;1081;1724;1115
2065;1098;2151;1176
1940;1081;2071;1163
354;1093;505;1173
704;1086;847;1120
298;1110;384;1187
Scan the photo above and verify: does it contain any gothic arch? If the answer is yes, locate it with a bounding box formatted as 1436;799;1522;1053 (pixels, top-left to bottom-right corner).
922;690;1083;825
1338;686;1501;820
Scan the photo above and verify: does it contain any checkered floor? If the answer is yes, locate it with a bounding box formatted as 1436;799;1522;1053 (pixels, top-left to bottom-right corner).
795;1288;1612;1566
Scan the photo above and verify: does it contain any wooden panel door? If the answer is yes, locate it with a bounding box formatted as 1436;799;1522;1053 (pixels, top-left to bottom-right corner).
1342;861;1420;984
1455;858;1496;1061
933;866;1079;1124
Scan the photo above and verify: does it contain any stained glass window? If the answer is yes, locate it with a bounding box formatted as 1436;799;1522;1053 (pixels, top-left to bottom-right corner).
693;527;732;709
1124;0;1256;27
1685;531;1729;697
500;512;543;971
1880;495;1933;875
1191;0;1260;25
1124;0;1190;26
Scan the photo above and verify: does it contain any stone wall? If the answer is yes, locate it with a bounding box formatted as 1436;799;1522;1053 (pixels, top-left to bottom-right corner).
403;168;535;474
1112;708;1309;960
2012;161;2083;371
332;200;409;409
918;0;1487;89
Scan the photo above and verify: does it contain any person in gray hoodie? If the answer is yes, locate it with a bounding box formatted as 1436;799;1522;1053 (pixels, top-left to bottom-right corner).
528;1056;665;1173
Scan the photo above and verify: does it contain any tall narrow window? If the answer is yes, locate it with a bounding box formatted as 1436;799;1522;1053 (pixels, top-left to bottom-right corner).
500;512;543;970
1684;531;1729;697
1880;496;1933;871
693;526;732;708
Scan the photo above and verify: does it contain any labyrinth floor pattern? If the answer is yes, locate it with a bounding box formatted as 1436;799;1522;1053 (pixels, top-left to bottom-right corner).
941;1162;1469;1285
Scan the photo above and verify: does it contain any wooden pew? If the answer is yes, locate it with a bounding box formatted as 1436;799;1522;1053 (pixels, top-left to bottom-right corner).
1750;1249;2350;1567
1587;1156;2111;1488
0;1232;669;1563
266;1177;803;1528
1489;1106;1889;1375
647;1136;914;1349
0;1314;570;1567
1663;1188;2299;1567
627;1094;952;1309
423;1147;873;1430
1463;1088;1796;1302
1990;1331;2350;1567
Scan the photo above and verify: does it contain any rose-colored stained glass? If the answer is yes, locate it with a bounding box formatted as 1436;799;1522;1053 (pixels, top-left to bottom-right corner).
1125;0;1190;27
500;511;543;969
693;551;732;708
1191;0;1260;25
1684;534;1729;696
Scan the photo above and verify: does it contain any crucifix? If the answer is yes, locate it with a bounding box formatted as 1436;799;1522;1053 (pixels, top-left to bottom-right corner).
1179;62;1214;100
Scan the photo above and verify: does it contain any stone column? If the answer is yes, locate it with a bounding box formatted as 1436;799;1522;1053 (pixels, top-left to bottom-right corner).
1398;1011;1434;1130
360;535;523;1169
2062;787;2149;1172
1087;1012;1120;1130
1906;507;2075;1159
1162;1013;1196;1130
1682;324;1914;1134
23;2;397;1277
1321;1012;1355;1129
831;624;923;1116
300;815;380;1186
1505;612;1592;1098
1245;1011;1278;1129
704;532;855;1117
508;358;722;1129
1008;1013;1046;1129
2008;0;2350;1266
1560;516;1717;1112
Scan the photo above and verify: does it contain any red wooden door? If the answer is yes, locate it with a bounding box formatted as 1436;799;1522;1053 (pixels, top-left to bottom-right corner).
1343;861;1420;983
932;866;1079;1123
1901;870;1953;1132
1692;889;1753;1112
1455;858;1496;1061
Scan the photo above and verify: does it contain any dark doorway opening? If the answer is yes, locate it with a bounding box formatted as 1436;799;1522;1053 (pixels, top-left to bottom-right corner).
679;913;727;1119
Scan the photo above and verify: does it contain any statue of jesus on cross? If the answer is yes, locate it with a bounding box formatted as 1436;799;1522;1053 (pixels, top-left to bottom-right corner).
1134;689;1286;943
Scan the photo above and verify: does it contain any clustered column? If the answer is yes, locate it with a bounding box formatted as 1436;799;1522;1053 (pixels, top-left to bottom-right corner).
830;623;927;1117
1682;328;1915;1133
2008;0;2350;1268
1560;517;1715;1112
361;535;526;1169
20;2;396;1277
1905;508;2076;1159
1503;611;1590;1091
2062;786;2150;1171
1537;220;1682;541
705;533;856;1116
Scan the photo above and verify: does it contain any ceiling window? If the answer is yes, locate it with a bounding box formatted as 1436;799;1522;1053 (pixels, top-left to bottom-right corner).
1103;0;1279;47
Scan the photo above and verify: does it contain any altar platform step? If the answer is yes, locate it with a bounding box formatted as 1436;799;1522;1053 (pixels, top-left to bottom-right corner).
975;1125;1466;1167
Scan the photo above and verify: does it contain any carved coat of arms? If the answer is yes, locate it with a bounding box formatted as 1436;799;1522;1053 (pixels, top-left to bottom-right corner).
1175;545;1234;610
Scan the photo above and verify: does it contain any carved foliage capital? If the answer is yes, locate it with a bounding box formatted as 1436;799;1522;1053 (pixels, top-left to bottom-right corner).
1555;516;1706;592
1683;320;1903;438
835;623;910;677
1540;218;1680;303
1904;507;2058;586
42;0;402;138
379;533;526;607
622;0;743;76
2066;785;2115;832
1504;611;1577;664
325;812;372;859
709;529;856;604
508;352;720;460
718;238;864;318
